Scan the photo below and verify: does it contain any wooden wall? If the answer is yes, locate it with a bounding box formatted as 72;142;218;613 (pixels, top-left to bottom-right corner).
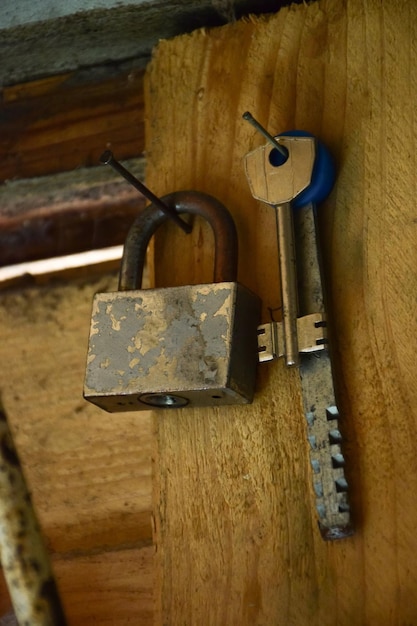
1;0;417;623
146;0;417;624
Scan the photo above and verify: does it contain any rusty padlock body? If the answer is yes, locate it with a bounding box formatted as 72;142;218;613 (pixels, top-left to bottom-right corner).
84;191;261;411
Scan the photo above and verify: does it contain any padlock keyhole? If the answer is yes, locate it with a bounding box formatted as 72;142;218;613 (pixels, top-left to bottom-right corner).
139;393;189;408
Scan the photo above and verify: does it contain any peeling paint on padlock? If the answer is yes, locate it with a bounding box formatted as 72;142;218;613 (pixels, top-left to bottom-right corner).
84;191;261;412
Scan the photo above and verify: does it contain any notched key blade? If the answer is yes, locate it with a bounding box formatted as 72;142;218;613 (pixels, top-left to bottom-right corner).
301;351;353;539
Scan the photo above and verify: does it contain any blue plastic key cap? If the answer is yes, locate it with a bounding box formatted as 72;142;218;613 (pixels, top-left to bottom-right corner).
276;130;335;208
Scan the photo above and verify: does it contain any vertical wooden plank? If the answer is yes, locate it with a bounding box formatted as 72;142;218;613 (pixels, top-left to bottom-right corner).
146;1;417;624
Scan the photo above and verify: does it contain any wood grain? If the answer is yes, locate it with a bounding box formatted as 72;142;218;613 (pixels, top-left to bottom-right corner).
0;159;145;267
146;1;417;624
0;67;144;182
1;548;155;624
0;65;146;267
55;547;154;625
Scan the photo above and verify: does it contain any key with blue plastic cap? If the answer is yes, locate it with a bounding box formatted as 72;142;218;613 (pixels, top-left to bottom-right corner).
244;116;319;366
243;113;353;540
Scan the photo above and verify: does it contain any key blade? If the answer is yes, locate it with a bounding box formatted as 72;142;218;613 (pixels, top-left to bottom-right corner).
295;202;353;538
301;350;353;539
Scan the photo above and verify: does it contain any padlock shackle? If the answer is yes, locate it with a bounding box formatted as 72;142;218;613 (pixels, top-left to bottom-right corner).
119;191;238;291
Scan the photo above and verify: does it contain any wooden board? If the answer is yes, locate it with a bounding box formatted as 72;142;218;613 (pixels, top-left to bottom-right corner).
0;0;285;88
0;159;145;267
0;548;154;624
0;66;144;182
55;547;154;625
145;1;417;624
0;275;154;624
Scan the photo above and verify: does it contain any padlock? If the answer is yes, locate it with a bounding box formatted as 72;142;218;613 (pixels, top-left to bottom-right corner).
84;190;261;411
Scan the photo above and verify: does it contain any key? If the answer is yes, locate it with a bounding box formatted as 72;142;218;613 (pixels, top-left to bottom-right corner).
243;114;353;540
244;123;316;366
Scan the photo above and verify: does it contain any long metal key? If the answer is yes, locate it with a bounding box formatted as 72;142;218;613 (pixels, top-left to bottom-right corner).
243;115;353;540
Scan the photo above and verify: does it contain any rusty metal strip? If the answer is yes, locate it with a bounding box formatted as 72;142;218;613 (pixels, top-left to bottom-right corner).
0;400;67;625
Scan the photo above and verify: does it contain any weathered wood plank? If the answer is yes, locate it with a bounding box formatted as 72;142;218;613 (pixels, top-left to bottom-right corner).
0;66;146;267
1;547;155;625
0;1;294;88
0;67;144;181
0;275;154;555
55;546;154;625
146;1;417;624
0;159;145;266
